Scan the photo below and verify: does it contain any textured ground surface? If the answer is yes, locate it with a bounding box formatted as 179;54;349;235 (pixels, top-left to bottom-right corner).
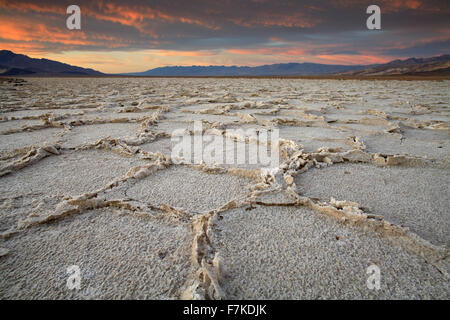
0;77;449;299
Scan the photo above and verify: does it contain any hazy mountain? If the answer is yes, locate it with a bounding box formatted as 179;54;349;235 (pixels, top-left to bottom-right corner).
2;49;448;77
335;54;450;76
123;62;371;76
0;50;103;76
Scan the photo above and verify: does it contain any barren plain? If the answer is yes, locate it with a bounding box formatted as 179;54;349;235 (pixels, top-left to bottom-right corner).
0;77;448;299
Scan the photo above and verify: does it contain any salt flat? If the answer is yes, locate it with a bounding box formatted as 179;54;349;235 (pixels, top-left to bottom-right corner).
0;77;448;299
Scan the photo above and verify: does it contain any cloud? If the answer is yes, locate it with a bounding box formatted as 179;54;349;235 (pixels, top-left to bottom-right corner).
0;0;448;72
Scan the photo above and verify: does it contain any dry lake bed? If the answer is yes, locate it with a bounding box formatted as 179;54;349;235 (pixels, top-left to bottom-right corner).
0;77;449;299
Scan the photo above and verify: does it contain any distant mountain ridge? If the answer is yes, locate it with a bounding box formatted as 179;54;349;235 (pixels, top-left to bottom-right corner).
335;54;450;76
0;50;103;76
122;62;371;76
1;49;448;77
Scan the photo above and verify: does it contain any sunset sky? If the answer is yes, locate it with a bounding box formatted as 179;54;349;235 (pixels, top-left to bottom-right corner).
0;0;449;73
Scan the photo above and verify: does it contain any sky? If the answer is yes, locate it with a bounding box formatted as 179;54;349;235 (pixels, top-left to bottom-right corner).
0;0;449;73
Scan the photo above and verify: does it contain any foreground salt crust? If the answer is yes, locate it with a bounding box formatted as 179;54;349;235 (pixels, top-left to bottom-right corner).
0;208;192;299
210;205;448;299
0;77;448;299
296;163;450;247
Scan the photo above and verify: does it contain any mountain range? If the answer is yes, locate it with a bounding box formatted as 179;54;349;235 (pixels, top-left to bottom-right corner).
0;50;103;76
0;50;449;77
122;63;371;76
335;54;450;76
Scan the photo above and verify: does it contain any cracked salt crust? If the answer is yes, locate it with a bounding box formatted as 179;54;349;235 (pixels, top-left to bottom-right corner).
0;128;63;154
125;165;252;213
296;163;450;247
0;208;193;299
210;205;449;299
59;122;141;148
0;77;449;299
0;149;147;232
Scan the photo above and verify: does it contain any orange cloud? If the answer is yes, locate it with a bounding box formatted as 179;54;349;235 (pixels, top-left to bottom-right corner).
0;41;48;54
148;50;215;57
227;46;396;65
0;14;134;52
0;0;220;35
332;0;446;13
314;54;393;65
228;47;310;56
228;11;319;28
228;48;276;55
0;20;91;45
93;2;220;30
0;0;64;14
229;45;330;57
386;0;422;11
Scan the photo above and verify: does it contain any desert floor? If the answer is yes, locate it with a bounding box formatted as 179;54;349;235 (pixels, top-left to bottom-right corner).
0;77;448;299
